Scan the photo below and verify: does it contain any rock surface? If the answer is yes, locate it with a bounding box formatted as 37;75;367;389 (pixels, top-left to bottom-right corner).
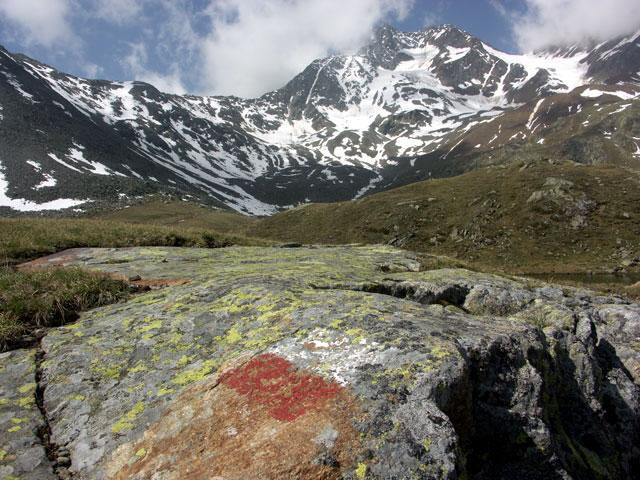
0;349;55;479
2;246;640;479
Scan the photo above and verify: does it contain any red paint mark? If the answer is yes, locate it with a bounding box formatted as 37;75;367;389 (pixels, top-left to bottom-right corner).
219;354;342;422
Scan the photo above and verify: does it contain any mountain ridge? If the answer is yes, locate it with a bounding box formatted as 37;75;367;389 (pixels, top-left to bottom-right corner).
0;24;639;214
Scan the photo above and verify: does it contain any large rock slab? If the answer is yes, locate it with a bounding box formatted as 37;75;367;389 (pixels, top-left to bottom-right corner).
14;246;640;479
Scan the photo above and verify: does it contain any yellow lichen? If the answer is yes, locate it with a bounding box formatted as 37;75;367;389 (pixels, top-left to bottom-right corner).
423;438;432;452
430;345;450;359
111;402;145;434
17;383;36;394
224;327;242;344
128;363;148;374
16;396;34;408
92;363;121;380
135;448;147;458
157;387;174;396
329;319;342;329
172;359;218;386
356;462;367;479
176;355;192;367
7;426;21;433
136;319;163;334
345;328;366;344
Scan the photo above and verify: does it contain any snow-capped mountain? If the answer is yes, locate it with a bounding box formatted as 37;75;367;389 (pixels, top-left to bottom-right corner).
1;24;639;214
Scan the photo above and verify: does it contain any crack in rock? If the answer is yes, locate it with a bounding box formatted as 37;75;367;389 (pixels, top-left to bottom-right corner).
35;337;72;479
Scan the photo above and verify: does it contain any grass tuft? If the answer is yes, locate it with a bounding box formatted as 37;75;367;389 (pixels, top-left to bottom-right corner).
0;267;131;350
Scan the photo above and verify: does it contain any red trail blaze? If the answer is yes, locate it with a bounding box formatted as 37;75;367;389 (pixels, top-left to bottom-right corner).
219;353;342;422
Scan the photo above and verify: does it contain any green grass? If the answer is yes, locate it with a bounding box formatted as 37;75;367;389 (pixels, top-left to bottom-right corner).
0;205;270;350
0;217;267;265
0;267;131;350
96;199;257;234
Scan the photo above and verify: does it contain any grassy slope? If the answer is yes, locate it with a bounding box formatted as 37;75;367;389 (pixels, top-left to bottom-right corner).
0;216;265;265
96;199;257;234
250;161;640;275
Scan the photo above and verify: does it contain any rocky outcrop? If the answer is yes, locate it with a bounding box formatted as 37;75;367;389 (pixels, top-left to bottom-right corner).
527;177;596;229
1;246;639;479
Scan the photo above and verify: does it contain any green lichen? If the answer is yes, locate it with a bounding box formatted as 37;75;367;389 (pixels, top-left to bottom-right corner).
172;359;218;386
422;438;432;452
243;325;283;349
157;387;174;396
136;319;163;334
135;448;147;458
373;360;436;390
176;355;192;367
111;401;145;434
0;449;7;460
7;426;21;433
430;345;451;359
224;326;242;344
356;462;368;479
16;395;36;408
17;383;36;394
128;363;148;374
345;328;366;344
91;362;122;380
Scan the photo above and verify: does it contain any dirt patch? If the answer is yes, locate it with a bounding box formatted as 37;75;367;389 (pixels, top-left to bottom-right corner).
17;249;91;271
17;250;189;289
107;354;362;480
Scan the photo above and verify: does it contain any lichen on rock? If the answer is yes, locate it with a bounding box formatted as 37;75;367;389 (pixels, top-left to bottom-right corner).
2;245;638;479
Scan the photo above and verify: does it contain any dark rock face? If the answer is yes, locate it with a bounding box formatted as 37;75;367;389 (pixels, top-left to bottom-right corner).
3;247;639;479
1;26;640;215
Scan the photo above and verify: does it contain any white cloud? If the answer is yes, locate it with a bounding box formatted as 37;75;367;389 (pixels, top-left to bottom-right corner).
122;43;187;94
82;62;102;78
495;0;640;51
0;0;77;48
93;0;144;25
200;0;414;97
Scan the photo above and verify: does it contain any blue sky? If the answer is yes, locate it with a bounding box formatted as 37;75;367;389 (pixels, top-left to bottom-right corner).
398;0;525;52
0;0;637;97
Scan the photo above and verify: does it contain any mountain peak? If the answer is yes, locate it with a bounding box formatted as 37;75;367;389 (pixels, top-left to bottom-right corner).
1;22;640;215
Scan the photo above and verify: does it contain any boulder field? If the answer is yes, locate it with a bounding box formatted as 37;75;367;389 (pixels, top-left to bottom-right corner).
1;246;639;479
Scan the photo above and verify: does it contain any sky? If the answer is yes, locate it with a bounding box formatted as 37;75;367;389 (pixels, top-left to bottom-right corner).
0;0;639;98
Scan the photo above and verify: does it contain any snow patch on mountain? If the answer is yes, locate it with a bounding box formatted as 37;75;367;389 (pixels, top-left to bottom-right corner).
0;161;87;211
581;88;638;100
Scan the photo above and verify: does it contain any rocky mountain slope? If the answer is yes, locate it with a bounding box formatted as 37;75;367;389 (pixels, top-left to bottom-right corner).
2;245;639;479
1;25;639;214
